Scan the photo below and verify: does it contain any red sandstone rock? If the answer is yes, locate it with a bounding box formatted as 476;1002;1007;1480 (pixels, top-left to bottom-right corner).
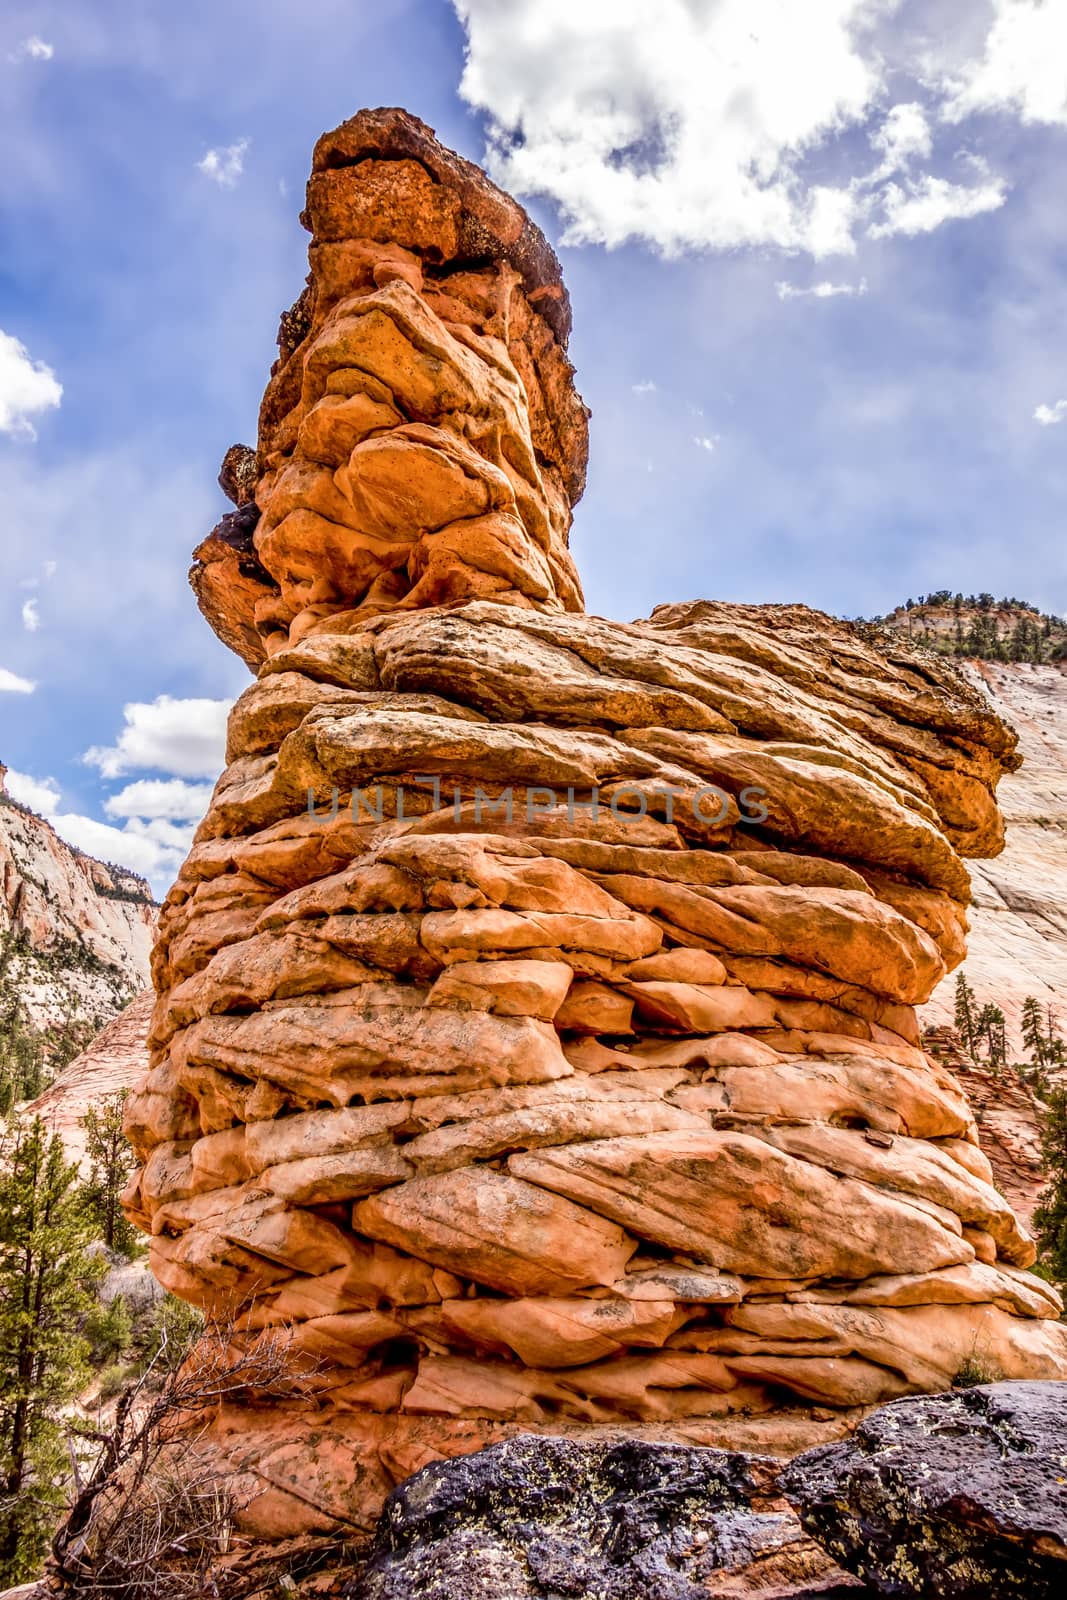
127;108;1067;1541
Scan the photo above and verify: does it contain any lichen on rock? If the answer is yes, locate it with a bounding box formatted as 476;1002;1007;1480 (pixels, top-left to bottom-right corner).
780;1380;1067;1597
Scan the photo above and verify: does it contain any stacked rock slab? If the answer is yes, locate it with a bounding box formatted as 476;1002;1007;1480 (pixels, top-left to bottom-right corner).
124;108;1067;1538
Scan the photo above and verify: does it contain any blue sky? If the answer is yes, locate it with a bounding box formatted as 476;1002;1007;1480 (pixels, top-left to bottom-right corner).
1;0;1065;892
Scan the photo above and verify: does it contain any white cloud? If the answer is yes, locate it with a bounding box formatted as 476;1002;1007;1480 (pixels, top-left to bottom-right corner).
692;435;718;453
8;36;53;63
0;667;35;693
1034;399;1067;426
632;380;657;394
868;174;1007;238
21;597;40;632
197;139;249;189
0;329;62;438
777;278;869;300
3;768;60;813
104;777;214;821
943;0;1067;127
83;694;231;779
453;0;880;257
450;0;1054;260
869;102;932;173
42;558;57;578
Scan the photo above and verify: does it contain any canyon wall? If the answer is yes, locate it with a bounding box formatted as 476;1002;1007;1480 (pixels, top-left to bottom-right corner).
1;766;154;1054
123;109;1067;1540
922;660;1067;1042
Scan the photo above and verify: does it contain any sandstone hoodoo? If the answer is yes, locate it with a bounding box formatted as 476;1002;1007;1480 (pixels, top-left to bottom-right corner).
123;107;1067;1539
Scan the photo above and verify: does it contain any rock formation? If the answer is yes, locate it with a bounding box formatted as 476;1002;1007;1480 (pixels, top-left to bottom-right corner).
925;1024;1048;1232
123;108;1067;1539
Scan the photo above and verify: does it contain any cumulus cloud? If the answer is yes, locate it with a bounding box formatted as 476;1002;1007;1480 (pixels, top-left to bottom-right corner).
632;380;657;394
454;0;879;256
83;694;231;779
8;36;53;63
943;0;1067;127
868;173;1008;238
0;329;62;438
776;278;869;301
21;597;40;632
104;777;214;821
449;0;1037;259
3;768;60;813
1034;399;1067;426
197;138;249;188
0;667;35;693
692;435;718;453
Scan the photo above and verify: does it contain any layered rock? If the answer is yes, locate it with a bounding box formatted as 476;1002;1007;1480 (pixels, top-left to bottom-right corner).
925;1025;1048;1232
124;108;1067;1539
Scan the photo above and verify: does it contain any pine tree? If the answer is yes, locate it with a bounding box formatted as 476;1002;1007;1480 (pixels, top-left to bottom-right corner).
954;972;979;1056
79;1092;137;1257
0;1117;102;1584
1022;996;1048;1067
84;1293;132;1366
1034;1090;1067;1284
976;1002;1007;1071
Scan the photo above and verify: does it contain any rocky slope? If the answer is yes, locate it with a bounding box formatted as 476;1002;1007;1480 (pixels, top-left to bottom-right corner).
121;108;1067;1543
921;660;1067;1045
923;1025;1047;1233
875;596;1066;663
1;766;155;1102
24;992;153;1164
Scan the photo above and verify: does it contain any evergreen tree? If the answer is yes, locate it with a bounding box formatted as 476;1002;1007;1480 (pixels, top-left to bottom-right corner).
84;1293;132;1367
976;1002;1007;1070
79;1092;137;1257
1022;996;1048;1067
1034;1090;1067;1284
0;1117;102;1584
954;972;979;1056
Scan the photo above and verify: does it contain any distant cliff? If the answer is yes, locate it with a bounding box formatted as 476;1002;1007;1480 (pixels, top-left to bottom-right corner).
869;594;1066;665
0;762;156;1106
919;660;1067;1046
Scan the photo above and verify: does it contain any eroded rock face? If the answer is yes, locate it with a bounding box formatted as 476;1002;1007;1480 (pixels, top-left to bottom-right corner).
125;107;1067;1539
781;1381;1067;1597
191;107;587;667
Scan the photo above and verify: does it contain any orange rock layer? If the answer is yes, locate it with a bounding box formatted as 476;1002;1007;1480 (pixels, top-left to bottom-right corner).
126;109;1067;1539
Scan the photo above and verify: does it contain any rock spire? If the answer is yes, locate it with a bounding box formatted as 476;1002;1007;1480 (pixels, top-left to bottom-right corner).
124;108;1067;1538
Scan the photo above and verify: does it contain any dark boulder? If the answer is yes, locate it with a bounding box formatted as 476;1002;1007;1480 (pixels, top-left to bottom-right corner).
348;1434;860;1599
780;1381;1067;1597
